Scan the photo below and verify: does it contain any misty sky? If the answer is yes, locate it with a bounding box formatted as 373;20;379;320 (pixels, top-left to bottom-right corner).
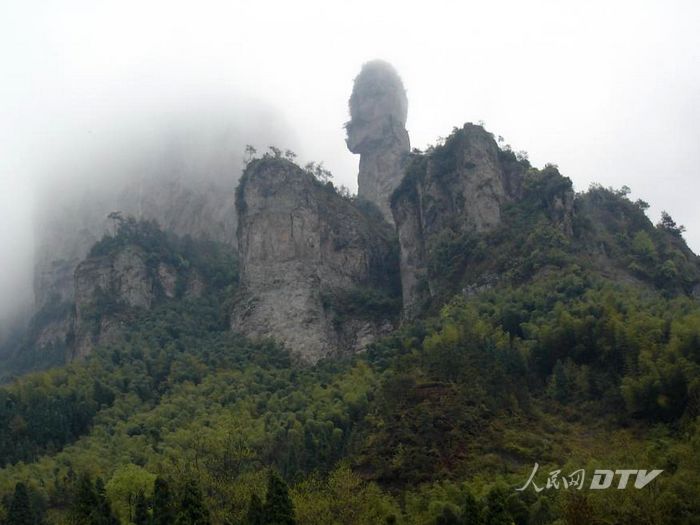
1;0;699;323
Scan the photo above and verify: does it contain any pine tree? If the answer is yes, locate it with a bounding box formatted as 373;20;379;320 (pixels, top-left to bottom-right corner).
133;490;149;525
175;479;210;525
462;489;482;525
483;486;512;525
245;493;265;525
70;475;118;525
435;505;460;525
7;482;33;525
152;477;176;525
551;360;569;403
94;477;119;525
70;474;98;524
263;471;295;525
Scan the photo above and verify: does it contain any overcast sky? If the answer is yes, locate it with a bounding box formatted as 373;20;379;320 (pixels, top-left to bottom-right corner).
1;0;699;322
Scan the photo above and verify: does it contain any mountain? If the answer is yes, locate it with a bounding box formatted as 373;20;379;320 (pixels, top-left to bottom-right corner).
0;61;699;525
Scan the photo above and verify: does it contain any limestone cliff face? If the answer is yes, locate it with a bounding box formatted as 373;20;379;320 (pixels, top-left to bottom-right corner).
346;60;410;224
232;158;400;363
391;124;527;318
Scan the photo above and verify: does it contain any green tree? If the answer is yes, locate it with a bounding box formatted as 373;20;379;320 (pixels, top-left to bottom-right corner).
94;478;119;525
462;489;482;525
244;145;257;163
70;475;97;525
152;477;176;525
548;360;569;402
7;482;33;525
133;491;149;525
175;479;210;525
70;475;117;525
657;211;685;236
263;471;295;525
105;464;156;523
246;494;265;525
436;505;460;524
632;231;657;261
483;486;512;525
505;494;528;525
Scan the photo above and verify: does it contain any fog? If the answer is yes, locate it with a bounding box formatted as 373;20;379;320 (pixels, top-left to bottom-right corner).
2;0;700;329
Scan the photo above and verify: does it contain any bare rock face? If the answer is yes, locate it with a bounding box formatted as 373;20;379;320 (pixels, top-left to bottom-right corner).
391;124;525;318
72;245;153;359
346;60;410;224
71;244;203;359
232;158;400;363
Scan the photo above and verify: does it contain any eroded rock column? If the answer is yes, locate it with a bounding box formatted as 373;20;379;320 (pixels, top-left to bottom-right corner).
346;60;410;224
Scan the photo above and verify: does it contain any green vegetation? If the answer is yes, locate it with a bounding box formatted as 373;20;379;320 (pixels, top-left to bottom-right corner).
93;213;237;295
1;258;700;523
322;286;402;326
0;296;72;382
1;133;700;522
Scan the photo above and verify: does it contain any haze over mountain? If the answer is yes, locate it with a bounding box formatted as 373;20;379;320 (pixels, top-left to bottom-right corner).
2;0;700;334
1;3;700;522
0;53;698;522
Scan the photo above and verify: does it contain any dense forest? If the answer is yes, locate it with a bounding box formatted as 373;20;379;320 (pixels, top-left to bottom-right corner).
1;133;700;524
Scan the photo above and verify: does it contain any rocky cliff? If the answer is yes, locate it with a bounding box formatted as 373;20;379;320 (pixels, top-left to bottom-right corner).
34;177;237;312
346;60;410;224
392;124;542;318
72;245;155;359
68;219;224;359
232;157;400;363
16;217;229;364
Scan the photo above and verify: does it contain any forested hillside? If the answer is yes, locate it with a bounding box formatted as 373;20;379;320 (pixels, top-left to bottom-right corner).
1;136;700;524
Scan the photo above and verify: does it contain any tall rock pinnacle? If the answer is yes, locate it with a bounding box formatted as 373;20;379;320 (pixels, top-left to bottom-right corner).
346;60;410;224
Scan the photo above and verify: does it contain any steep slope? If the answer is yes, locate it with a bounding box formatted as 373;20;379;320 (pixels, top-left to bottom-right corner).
1;252;700;524
0;217;236;377
0;118;699;524
232;156;400;363
391;124;533;317
392;124;698;319
33;176;238;314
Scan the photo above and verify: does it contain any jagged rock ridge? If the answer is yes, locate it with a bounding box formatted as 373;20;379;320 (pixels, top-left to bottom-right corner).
9;59;700;372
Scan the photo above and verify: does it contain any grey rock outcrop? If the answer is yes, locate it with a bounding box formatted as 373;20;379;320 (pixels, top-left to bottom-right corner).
71;243;203;359
34;178;237;312
391;124;526;318
30;102;295;319
72;245;154;359
232;158;400;363
346;60;410;224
